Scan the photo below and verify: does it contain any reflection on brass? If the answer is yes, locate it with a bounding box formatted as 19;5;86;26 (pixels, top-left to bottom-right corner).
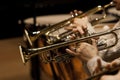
24;2;115;46
19;26;120;64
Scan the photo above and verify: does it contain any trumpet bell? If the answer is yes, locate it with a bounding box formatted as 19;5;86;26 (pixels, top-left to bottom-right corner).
19;45;29;64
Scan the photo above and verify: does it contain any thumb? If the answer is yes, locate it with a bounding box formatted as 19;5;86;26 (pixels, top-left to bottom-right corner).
91;39;97;46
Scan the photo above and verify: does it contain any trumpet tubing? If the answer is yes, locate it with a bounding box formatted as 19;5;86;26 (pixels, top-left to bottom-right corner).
19;27;120;64
19;2;117;80
24;1;115;46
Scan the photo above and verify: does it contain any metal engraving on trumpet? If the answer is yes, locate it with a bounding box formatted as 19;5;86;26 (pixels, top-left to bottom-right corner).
19;26;120;64
24;2;115;46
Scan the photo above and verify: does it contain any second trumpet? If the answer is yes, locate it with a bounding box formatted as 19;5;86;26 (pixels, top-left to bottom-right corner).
19;26;120;64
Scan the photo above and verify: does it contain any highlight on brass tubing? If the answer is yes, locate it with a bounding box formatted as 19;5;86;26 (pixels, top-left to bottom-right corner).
24;29;33;46
19;27;120;64
23;1;115;46
19;45;27;64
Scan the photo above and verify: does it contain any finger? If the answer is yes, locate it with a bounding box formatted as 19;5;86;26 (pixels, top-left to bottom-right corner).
64;26;72;30
97;59;102;71
93;58;102;74
74;18;87;31
66;48;76;55
93;59;110;75
91;38;97;47
111;62;118;68
68;43;77;50
81;18;88;29
111;59;120;68
76;25;85;34
104;64;111;70
64;25;76;30
72;28;78;32
70;34;76;39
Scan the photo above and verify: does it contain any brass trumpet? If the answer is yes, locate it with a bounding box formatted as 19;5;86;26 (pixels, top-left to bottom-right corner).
19;27;120;64
24;2;115;46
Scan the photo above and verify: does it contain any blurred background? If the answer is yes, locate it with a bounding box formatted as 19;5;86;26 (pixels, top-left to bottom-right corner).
0;0;112;80
0;0;111;39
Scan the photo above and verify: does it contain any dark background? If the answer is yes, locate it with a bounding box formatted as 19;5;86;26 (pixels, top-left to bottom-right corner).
0;0;111;39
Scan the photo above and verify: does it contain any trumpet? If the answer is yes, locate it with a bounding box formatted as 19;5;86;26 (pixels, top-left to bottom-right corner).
24;2;115;46
19;27;120;64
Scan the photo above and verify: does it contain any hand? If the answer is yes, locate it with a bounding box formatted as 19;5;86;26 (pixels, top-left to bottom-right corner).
66;38;98;62
65;17;89;35
65;9;95;36
93;57;120;80
64;10;89;35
